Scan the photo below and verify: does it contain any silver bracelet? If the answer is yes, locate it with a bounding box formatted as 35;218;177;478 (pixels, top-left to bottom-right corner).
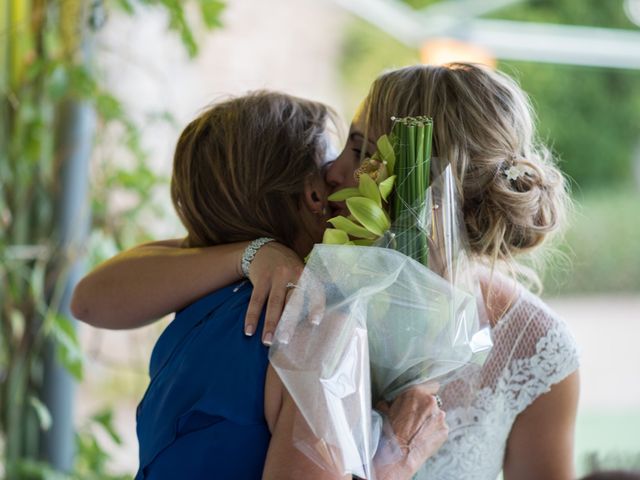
241;237;275;277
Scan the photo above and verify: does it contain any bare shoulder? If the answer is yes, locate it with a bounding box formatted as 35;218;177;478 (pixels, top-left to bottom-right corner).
476;267;572;337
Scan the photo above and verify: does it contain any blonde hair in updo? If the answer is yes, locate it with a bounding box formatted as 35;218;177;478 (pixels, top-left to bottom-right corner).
361;63;569;272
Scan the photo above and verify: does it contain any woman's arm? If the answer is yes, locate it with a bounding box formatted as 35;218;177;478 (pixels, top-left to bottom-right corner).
71;239;305;343
262;366;350;480
263;367;448;480
71;239;248;329
503;370;580;480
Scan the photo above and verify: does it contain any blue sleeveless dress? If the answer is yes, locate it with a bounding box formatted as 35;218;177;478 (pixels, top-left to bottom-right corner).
135;281;270;479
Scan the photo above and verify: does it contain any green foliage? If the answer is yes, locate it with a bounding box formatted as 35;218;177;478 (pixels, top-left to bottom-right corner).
199;0;226;29
543;188;640;294
47;313;84;381
74;410;130;480
487;0;640;189
115;0;227;57
490;2;640;288
498;63;640;189
8;409;130;479
1;0;225;476
486;0;638;28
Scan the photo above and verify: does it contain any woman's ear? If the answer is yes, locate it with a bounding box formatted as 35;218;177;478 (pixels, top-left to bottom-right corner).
303;175;326;215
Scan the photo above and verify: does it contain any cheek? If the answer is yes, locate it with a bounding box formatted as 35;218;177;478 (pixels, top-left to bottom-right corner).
327;150;358;189
340;156;358;188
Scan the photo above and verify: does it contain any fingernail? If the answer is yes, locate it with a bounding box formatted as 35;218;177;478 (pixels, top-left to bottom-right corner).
311;314;322;326
263;332;273;346
245;325;255;336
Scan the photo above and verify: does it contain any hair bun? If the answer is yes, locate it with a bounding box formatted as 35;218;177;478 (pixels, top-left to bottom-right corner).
465;146;568;259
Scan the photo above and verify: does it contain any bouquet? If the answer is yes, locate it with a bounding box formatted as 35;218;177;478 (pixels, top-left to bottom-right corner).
269;117;492;479
323;116;433;266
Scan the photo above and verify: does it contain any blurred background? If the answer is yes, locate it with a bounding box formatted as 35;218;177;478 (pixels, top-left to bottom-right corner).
1;0;639;478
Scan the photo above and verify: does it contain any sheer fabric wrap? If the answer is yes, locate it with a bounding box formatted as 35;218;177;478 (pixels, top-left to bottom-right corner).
269;166;492;478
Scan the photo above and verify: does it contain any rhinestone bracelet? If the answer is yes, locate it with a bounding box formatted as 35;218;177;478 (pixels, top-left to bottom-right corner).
241;237;275;278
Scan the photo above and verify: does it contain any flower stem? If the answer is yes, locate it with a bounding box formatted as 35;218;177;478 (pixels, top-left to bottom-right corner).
390;116;433;266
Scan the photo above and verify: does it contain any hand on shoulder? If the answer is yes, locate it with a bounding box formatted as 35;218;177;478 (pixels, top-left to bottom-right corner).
243;242;305;344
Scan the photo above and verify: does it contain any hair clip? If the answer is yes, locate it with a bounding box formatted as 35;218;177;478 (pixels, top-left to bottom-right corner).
504;164;529;181
503;155;530;181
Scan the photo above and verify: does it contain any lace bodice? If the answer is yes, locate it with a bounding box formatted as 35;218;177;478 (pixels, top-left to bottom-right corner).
415;288;580;480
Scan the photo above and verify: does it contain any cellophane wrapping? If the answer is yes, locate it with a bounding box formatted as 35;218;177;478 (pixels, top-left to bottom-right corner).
268;165;492;478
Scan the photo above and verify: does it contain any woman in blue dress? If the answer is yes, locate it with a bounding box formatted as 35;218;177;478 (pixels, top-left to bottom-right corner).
134;91;448;479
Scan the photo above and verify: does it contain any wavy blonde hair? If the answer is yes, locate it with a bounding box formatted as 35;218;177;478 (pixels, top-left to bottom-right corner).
361;63;569;280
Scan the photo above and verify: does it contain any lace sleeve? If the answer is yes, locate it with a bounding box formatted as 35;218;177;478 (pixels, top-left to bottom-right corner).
490;292;580;415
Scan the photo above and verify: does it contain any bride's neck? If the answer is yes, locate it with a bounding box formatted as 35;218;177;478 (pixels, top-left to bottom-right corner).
476;265;520;327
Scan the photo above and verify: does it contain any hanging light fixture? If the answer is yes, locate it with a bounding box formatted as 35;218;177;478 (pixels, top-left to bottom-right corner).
420;37;496;68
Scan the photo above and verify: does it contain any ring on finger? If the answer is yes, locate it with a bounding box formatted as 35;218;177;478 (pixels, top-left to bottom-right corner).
434;394;443;409
285;282;299;290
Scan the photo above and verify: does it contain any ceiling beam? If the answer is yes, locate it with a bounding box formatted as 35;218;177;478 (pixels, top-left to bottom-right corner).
460;19;640;69
331;0;640;69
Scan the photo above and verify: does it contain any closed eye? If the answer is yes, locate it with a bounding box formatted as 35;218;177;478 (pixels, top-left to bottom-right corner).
351;147;374;162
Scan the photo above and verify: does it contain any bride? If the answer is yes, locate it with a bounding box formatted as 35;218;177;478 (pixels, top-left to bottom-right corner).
73;63;579;480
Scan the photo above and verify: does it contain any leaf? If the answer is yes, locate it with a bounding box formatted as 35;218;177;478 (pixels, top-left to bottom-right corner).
49;313;83;381
114;163;157;191
147;0;199;57
30;259;48;315
68;65;98;98
379;175;396;202
95;93;124;121
199;0;226;29
322;228;349;245
358;174;381;206
92;409;123;445
328;215;378;240
346;197;390;237
47;64;69;100
353;239;375;246
29;396;52;431
328;188;360;202
13;459;70;480
115;0;135;14
167;3;198;57
377;135;395;175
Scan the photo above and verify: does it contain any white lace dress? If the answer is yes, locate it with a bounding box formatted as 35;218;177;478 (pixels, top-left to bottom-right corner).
416;288;580;480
